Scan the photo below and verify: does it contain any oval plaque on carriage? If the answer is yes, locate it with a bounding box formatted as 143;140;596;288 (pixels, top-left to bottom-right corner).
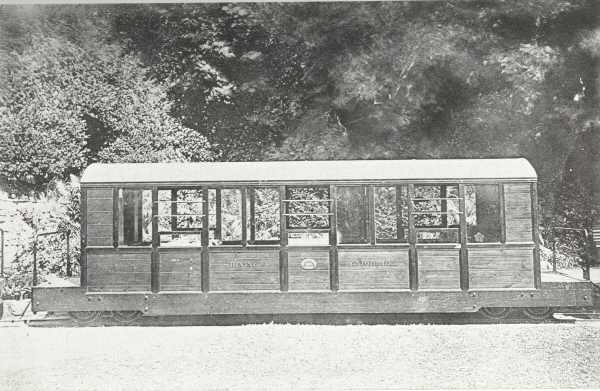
300;258;317;270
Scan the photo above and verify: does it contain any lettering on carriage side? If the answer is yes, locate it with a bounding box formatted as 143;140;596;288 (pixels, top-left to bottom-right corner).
228;260;263;268
350;257;393;267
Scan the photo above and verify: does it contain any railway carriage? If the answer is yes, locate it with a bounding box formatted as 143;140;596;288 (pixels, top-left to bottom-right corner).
32;159;595;322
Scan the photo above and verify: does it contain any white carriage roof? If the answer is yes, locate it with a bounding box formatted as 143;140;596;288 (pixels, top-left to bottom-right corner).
80;158;537;184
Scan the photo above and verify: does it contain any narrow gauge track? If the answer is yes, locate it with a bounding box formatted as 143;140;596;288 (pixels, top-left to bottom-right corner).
23;310;598;327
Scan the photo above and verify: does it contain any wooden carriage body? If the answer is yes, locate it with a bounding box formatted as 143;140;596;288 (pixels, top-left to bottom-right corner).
32;159;594;316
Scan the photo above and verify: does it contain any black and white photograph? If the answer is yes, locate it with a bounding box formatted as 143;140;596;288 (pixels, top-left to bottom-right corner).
1;1;599;390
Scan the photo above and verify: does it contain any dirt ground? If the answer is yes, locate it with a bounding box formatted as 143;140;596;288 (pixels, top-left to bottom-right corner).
1;321;600;390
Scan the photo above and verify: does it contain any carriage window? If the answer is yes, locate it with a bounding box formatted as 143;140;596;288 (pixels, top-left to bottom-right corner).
249;188;280;243
336;186;368;244
465;185;502;243
413;185;460;243
118;189;152;246
220;189;242;243
285;186;330;245
375;186;408;243
157;189;202;247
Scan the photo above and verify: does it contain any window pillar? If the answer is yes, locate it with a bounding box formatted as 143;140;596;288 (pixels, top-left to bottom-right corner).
151;186;159;293
458;184;469;291
408;184;418;291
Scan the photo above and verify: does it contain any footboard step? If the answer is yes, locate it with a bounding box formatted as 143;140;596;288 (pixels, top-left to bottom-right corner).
553;313;577;322
554;312;600;322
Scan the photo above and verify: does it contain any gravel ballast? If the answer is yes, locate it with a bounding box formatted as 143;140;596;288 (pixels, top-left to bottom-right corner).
2;322;600;390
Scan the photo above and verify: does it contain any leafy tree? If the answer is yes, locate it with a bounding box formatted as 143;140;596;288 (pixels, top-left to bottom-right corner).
0;6;213;192
111;4;305;161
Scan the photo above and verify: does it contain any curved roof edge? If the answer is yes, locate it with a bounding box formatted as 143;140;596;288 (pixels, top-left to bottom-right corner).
81;158;537;184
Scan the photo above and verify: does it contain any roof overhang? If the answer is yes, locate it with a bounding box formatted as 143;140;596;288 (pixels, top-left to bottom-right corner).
80;158;537;185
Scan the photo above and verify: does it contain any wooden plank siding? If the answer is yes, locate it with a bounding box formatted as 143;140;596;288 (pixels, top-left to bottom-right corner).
209;250;279;291
288;250;330;290
468;247;534;289
417;248;461;289
86;188;113;246
158;250;202;291
87;250;151;292
338;249;409;290
80;177;540;295
504;184;533;242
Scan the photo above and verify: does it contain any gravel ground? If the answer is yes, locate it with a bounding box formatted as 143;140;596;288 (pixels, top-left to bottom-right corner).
1;322;600;390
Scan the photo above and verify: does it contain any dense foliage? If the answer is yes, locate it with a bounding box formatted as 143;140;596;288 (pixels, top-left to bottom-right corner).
0;2;599;285
0;6;213;193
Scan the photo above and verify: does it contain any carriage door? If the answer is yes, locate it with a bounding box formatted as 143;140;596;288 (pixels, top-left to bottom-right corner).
155;189;203;291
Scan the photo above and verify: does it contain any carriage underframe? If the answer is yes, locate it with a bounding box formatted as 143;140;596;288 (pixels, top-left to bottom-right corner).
33;278;594;316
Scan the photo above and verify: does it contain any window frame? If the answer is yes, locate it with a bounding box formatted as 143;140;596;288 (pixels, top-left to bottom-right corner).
116;187;154;248
247;186;281;245
335;185;370;245
105;181;508;250
374;185;409;244
283;185;332;232
411;183;461;244
155;187;204;248
464;183;505;245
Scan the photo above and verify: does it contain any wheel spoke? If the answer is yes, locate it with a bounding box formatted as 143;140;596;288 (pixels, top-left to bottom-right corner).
480;307;511;320
523;307;553;320
112;311;142;324
69;311;101;324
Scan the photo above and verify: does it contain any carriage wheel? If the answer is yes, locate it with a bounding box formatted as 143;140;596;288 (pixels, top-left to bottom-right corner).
480;307;511;320
69;311;102;324
111;311;142;324
522;307;554;320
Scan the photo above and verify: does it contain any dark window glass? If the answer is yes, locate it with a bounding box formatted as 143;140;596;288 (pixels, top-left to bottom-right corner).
118;189;152;246
466;185;502;243
336;186;368;244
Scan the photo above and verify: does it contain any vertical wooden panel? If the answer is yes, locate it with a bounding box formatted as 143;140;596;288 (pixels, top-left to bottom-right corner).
338;249;409;290
209;250;279;291
86;188;113;247
112;188;119;248
368;185;376;245
241;186;247;246
458;185;469;291
136;192;143;241
201;187;209;292
329;185;339;291
279;186;288;291
151;187;159;293
468;247;534;289
531;182;541;288
288;250;330;290
80;188;88;287
407;184;418;291
87;250;151;292
499;184;506;243
440;185;448;228
215;188;222;240
249;187;256;244
170;189;177;232
504;183;533;242
159;250;202;291
396;185;403;242
417;248;460;289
